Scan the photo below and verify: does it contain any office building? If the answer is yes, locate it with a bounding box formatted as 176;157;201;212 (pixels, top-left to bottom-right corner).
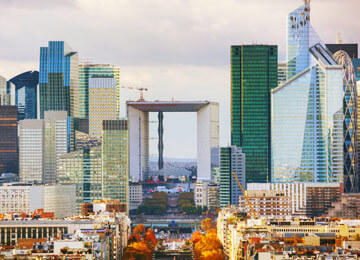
58;146;102;214
127;101;219;181
247;182;342;217
39;41;78;118
44;111;69;184
19;119;45;183
102;119;129;213
0;183;76;218
0;75;15;106
272;0;343;183
89;76;117;137
129;183;143;211
78;63;120;119
0;106;18;174
231;45;277;183
220;146;246;208
8;71;39;120
278;62;287;85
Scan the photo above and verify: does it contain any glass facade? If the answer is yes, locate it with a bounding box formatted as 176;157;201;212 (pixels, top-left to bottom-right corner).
58;146;102;214
220;146;246;208
39;41;78;119
0;106;18;174
102;119;129;213
332;51;359;192
272;1;343;184
231;45;277;183
8;71;39;120
79;64;120;119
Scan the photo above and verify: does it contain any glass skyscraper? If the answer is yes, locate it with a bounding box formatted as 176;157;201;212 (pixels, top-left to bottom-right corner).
8;71;39;120
39;41;78;119
79;63;120;119
102;119;129;213
271;1;343;184
231;45;277;183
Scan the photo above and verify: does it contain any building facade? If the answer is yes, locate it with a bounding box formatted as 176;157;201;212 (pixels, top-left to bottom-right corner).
220;146;246;208
0;106;18;174
129;183;143;211
8;71;39;120
39;41;78;118
19;119;45;183
58;146;102;214
44;111;69;184
231;45;277;183
102;119;129;213
79;63;120;119
271;1;343;183
89;76;117;137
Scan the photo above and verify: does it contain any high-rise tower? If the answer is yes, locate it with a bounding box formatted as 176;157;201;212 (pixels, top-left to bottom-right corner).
231;45;278;183
39;41;78;118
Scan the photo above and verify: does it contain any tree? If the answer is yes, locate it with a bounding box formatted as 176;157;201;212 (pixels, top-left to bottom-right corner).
133;224;146;238
144;228;156;249
354;233;360;241
201;218;216;232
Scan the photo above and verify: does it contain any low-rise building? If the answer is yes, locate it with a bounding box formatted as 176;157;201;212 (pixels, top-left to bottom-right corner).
194;181;220;211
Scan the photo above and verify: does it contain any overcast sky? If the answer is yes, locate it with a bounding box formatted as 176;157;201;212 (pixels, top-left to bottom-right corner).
0;0;359;159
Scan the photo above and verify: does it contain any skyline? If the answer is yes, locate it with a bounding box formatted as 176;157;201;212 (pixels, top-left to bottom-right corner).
0;0;359;159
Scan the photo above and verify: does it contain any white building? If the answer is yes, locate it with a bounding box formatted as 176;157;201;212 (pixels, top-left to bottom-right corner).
194;181;219;210
19;119;45;183
127;101;219;181
0;184;76;218
129;183;143;211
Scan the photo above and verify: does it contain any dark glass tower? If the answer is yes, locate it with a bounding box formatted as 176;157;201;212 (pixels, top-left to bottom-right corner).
0;106;18;174
9;71;39;120
39;41;78;119
231;45;278;183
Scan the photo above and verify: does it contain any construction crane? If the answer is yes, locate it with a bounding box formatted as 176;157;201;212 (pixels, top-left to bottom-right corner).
232;171;258;219
121;85;148;101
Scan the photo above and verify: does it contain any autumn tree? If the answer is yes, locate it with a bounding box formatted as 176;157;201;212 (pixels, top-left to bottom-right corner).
201;218;216;232
133;224;146;238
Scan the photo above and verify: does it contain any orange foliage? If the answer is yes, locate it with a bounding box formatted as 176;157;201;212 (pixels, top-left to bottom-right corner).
200;249;223;260
133;224;146;237
201;218;216;232
144;228;156;248
191;230;203;244
192;227;223;260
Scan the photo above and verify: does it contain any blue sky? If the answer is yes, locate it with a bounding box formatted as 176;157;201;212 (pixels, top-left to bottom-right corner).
0;0;359;158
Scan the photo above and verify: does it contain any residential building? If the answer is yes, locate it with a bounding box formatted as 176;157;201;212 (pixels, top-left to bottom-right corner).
102;119;129;213
231;45;277;183
8;71;39;120
78;63;120;119
129;182;143;211
44;111;69;184
220;146;245;208
89;76;117;137
207;183;220;211
247;182;342;217
39;41;78;118
19;119;45;183
0;106;18;174
328;193;360;219
272;1;343;183
194;181;208;208
58;146;102;214
239;190;292;217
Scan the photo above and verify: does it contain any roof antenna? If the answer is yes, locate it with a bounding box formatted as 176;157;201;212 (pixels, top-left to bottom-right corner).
336;32;342;44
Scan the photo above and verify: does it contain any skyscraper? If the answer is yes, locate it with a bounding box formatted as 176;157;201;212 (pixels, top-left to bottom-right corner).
8;71;39;120
0;106;18;175
89;76;117;137
102;119;129;213
44;111;69;184
19;119;45;183
39;41;78;119
220;146;246;208
231;45;277;183
271;0;343;184
79;63;120;119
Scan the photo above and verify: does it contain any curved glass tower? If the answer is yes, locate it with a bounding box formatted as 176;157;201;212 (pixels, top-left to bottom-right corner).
333;50;359;192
